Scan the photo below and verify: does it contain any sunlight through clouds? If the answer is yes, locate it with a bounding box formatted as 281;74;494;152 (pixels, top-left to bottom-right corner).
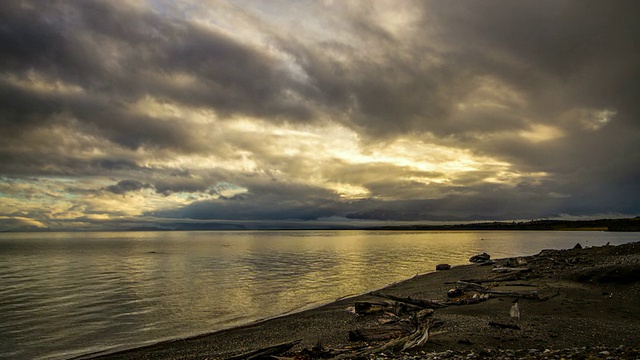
0;0;638;229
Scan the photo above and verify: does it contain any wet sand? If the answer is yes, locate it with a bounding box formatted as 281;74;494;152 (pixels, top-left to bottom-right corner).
83;240;640;359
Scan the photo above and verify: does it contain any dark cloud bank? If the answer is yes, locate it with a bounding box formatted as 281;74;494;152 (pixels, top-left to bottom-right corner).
0;0;639;230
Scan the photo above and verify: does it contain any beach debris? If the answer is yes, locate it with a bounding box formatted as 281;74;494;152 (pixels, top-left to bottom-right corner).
349;324;412;342
492;266;532;274
455;281;488;292
341;311;442;358
401;318;432;351
477;259;496;266
436;263;451;270
354;301;392;315
452;280;541;300
354;300;424;316
448;276;518;284
443;281;493;305
488;321;521;330
510;301;520;321
370;291;447;309
446;292;491;306
224;339;300;360
505;257;529;267
469;252;491;263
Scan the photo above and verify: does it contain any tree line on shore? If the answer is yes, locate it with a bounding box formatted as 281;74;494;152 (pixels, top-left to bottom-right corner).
371;217;640;232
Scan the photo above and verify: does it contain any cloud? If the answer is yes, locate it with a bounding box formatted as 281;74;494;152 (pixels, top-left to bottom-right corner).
104;179;152;195
0;0;638;230
0;216;47;231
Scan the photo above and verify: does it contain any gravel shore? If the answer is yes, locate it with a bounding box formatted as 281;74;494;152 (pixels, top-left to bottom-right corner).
85;240;640;360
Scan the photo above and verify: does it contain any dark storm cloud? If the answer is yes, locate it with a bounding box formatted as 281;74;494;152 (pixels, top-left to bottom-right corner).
178;181;346;221
104;179;152;195
0;1;311;117
0;0;314;166
287;0;640;140
153;176;215;196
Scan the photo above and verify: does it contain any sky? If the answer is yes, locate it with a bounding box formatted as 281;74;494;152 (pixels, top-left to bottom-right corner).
0;0;639;231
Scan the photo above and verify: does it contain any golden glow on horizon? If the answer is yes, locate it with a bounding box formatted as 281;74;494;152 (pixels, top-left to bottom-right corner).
0;216;46;228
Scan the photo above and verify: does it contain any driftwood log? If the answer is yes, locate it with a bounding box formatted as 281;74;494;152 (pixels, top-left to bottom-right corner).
224;339;300;360
354;301;392;315
454;281;541;300
492;267;532;274
446;292;491;306
451;276;518;283
370;291;447;309
339;316;440;359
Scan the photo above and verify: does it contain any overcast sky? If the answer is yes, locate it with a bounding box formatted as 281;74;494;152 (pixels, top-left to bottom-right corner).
1;0;639;231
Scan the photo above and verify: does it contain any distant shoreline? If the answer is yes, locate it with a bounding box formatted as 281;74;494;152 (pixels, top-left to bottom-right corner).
366;217;640;232
2;216;638;233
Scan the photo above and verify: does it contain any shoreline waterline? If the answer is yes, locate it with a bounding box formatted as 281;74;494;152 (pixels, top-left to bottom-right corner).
74;265;452;360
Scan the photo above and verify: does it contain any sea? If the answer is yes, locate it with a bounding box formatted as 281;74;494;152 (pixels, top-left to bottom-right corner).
0;230;638;359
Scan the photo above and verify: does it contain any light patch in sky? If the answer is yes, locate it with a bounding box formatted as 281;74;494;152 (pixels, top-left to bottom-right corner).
519;124;564;143
1;70;84;95
132;96;217;124
561;108;617;131
457;76;527;111
368;1;422;38
327;182;370;199
212;182;248;198
484;171;549;186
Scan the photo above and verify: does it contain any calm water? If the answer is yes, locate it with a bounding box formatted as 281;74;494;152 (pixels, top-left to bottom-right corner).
0;230;638;359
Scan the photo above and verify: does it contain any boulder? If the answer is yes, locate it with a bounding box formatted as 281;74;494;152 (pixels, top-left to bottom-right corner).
469;252;491;263
436;263;451;270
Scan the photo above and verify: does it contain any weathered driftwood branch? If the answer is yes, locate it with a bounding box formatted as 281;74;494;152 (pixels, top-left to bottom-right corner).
355;300;426;316
225;339;300;360
338;319;437;359
455;281;488;292
354;301;392;315
492;266;532;274
454;281;540;300
370;291;447;309
447;276;518;284
349;308;435;342
401;318;432;351
446;292;491;306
